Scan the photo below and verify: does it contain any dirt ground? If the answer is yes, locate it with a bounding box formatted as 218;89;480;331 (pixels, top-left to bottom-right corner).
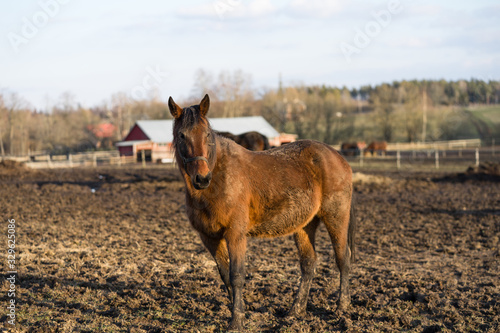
0;162;498;332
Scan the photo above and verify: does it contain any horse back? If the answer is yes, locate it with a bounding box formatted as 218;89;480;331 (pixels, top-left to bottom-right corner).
263;140;351;186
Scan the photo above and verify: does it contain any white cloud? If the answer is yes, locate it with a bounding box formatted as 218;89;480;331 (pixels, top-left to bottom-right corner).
463;57;494;69
247;0;275;16
286;0;343;19
177;0;277;20
387;37;441;49
407;4;444;16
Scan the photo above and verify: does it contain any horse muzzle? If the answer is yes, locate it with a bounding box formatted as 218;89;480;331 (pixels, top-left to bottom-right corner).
193;172;212;190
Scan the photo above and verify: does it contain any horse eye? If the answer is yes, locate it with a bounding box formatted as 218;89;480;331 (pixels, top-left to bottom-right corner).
179;132;185;140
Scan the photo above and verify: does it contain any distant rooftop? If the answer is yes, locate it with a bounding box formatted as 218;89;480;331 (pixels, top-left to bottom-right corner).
130;116;279;143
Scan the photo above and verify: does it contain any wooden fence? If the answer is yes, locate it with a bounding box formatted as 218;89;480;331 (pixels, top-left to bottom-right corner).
331;138;482;151
344;146;499;172
4;151;174;169
386;138;482;151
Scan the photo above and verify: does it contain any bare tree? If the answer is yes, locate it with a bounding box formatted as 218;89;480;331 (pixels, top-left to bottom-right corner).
189;69;254;118
216;69;253;118
190;68;216;100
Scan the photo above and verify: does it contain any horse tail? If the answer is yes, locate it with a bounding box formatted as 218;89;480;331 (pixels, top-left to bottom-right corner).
348;195;356;263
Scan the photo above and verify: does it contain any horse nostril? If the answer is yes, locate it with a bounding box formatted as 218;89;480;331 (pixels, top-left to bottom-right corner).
194;173;211;189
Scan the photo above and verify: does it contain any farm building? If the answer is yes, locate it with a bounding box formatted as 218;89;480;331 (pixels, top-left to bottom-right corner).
87;123;117;149
117;116;293;162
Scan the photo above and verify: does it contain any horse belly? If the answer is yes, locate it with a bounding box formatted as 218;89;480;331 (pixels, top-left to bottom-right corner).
248;190;320;238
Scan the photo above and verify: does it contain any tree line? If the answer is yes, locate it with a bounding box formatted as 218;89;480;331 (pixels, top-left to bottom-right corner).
1;73;499;156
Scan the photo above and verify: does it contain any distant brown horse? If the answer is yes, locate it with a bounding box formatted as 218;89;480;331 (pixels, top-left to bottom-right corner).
216;131;239;142
364;141;387;156
217;131;270;151
340;142;360;156
168;94;355;332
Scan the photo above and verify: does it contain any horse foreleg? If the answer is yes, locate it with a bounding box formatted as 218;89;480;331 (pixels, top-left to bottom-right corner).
288;218;320;317
225;231;247;332
199;233;232;301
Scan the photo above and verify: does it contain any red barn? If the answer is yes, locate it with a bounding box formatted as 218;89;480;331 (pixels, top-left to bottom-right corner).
116;120;174;163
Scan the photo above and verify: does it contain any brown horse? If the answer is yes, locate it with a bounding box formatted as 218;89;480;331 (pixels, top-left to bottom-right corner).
238;131;270;151
217;131;270;151
216;131;239;142
168;94;355;331
340;142;361;156
364;141;387;156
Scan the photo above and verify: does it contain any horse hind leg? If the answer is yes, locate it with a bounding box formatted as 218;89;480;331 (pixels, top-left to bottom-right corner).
288;217;321;317
320;201;353;311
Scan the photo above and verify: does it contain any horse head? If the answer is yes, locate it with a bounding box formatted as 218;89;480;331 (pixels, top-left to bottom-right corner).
168;94;217;190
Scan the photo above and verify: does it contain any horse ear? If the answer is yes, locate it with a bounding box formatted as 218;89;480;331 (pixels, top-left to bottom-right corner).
168;97;183;119
199;94;210;116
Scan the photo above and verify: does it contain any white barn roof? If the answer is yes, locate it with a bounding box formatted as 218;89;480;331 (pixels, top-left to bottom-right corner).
134;116;279;143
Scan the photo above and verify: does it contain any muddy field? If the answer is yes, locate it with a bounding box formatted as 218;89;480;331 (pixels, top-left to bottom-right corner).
0;162;498;332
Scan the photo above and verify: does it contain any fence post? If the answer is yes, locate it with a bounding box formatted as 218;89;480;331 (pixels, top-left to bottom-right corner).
397;149;401;169
359;151;364;167
68;154;73;168
475;148;479;166
435;150;439;169
93;153;97;167
142;150;146;168
47;155;52;169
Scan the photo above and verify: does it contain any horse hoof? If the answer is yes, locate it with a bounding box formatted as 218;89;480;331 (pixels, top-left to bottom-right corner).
226;320;244;332
227;313;245;332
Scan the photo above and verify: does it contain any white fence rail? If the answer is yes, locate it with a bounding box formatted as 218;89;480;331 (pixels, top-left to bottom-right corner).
331;138;482;151
1;151;169;169
345;146;499;171
387;139;482;151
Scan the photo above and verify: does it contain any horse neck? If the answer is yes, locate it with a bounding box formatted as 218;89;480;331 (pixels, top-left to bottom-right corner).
208;136;243;183
211;135;230;175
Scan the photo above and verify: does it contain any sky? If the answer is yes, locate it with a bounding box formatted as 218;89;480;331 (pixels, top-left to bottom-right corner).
0;0;499;110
